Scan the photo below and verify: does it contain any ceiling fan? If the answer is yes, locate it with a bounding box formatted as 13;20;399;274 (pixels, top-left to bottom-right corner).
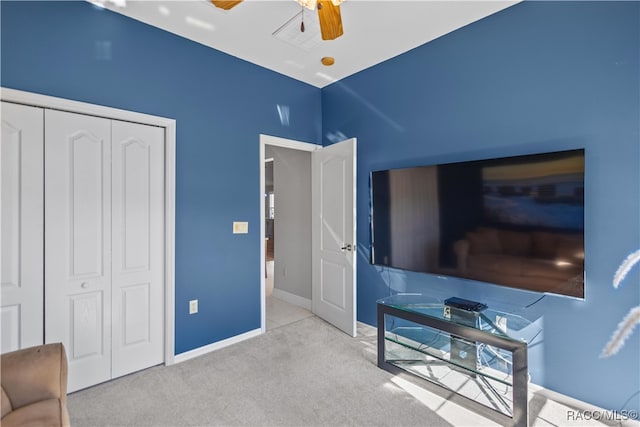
211;0;344;40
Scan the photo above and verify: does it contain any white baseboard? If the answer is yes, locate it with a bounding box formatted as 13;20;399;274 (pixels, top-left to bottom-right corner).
272;288;312;310
173;328;262;364
528;383;640;426
529;382;594;409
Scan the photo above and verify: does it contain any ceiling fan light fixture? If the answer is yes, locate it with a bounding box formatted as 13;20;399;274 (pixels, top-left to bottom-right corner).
211;0;345;41
296;0;317;10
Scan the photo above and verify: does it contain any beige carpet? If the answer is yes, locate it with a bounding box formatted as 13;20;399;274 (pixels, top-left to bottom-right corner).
68;316;457;426
67;315;619;427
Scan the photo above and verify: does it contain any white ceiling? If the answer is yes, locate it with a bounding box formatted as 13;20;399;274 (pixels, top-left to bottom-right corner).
97;0;518;88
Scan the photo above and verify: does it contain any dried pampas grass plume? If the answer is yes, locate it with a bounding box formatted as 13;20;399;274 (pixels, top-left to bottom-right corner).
601;249;640;358
601;306;640;358
613;249;640;289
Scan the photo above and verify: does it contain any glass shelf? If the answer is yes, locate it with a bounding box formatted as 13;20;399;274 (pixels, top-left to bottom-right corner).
377;293;536;427
377;293;541;344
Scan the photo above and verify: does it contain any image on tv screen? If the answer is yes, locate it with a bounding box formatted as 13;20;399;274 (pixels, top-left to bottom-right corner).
370;149;585;298
482;154;584;230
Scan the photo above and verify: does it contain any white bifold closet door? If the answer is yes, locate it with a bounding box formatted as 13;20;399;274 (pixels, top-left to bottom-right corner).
110;120;164;379
45;109;164;392
1;102;44;353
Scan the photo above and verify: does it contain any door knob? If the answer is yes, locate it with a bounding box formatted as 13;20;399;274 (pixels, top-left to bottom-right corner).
341;244;352;252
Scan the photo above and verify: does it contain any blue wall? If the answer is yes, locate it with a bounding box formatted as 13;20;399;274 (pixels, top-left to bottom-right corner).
1;1;322;354
3;0;639;414
322;1;640;412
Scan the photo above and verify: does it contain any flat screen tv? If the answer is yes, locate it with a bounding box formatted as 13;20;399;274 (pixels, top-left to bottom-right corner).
370;149;585;298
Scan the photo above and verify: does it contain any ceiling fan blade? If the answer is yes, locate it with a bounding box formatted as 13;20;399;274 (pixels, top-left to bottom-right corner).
317;0;343;40
211;0;243;10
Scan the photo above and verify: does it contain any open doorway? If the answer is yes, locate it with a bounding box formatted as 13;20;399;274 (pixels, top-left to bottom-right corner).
260;134;358;336
260;135;318;332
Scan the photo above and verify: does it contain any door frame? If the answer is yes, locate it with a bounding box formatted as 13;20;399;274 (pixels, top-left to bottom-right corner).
259;134;320;332
0;87;177;365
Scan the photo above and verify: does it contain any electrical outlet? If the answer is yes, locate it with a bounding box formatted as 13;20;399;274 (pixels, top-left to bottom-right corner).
496;315;507;332
189;299;198;314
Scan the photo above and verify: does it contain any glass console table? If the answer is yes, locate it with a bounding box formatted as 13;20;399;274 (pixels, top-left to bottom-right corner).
377;294;541;427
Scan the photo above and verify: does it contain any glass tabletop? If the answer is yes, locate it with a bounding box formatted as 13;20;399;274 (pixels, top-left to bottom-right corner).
377;293;541;344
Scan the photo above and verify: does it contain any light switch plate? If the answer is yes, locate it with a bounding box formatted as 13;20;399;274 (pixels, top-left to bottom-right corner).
189;299;198;314
233;221;249;234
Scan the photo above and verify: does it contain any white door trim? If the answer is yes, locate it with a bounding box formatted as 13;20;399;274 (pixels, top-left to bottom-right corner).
259;134;319;332
1;87;177;365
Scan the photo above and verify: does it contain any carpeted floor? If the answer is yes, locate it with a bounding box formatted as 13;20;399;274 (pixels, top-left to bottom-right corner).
67;315;618;427
68;316;461;426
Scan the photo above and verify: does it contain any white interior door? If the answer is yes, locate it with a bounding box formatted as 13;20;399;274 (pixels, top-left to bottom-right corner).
1;102;44;353
311;138;357;336
45;109;112;392
111;120;165;378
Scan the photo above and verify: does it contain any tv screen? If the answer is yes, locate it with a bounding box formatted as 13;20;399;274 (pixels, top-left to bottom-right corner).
370;149;585;298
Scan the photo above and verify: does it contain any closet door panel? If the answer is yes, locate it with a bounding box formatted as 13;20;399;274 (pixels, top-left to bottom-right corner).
0;102;44;353
111;120;164;378
45;109;112;392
